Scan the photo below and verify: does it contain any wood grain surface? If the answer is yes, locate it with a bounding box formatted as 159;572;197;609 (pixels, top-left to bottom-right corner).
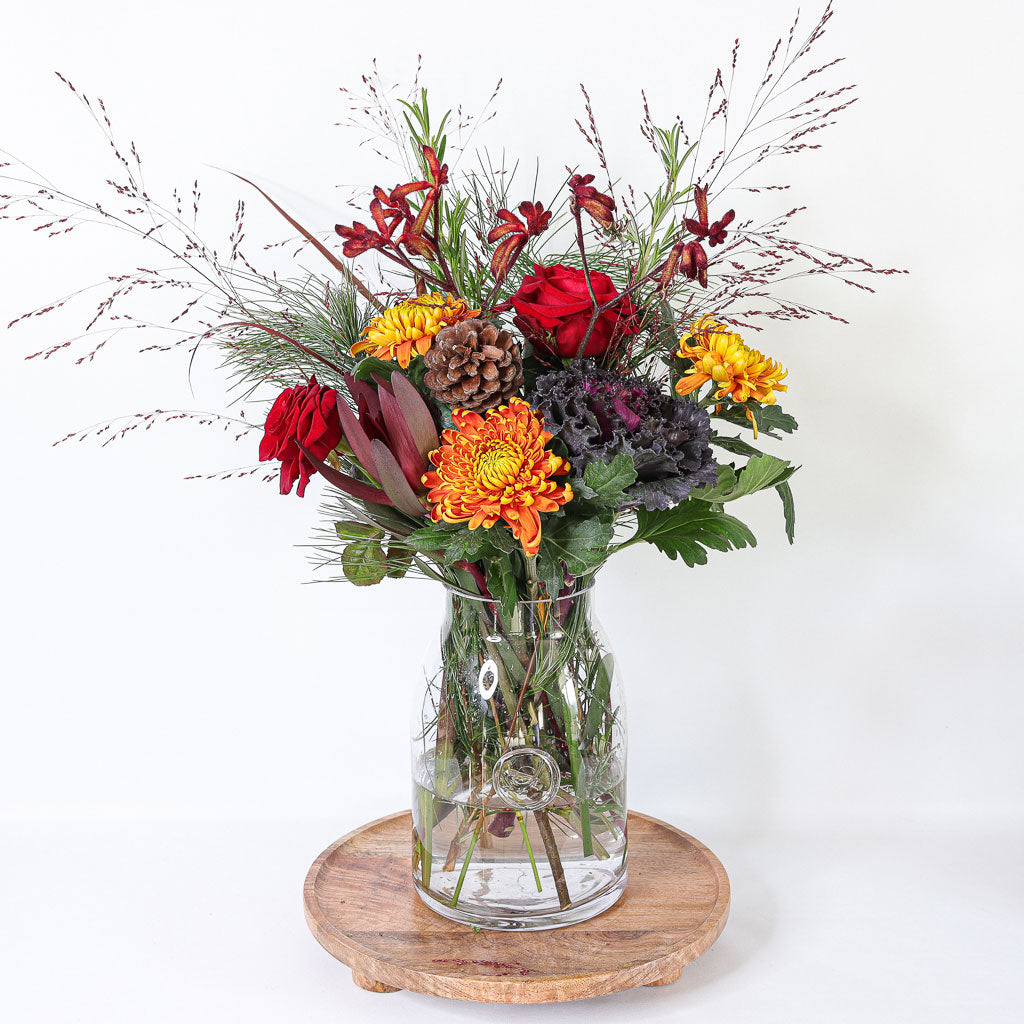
303;810;730;1004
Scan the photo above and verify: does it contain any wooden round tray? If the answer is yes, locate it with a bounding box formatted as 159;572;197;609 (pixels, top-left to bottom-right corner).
303;809;730;1003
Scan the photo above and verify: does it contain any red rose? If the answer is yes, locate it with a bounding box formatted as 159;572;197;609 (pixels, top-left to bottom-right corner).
259;376;342;497
510;263;638;359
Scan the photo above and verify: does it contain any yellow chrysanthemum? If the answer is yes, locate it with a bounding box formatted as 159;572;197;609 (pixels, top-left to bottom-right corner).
422;398;572;558
675;316;787;400
353;292;479;369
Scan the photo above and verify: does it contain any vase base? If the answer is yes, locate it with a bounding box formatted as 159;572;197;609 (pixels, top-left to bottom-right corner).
304;809;730;1003
412;874;626;931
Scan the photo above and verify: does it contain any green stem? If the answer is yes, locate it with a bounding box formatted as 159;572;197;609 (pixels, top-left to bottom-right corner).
518;812;543;893
449;822;481;908
557;669;594;858
566;738;594;857
417;786;434;889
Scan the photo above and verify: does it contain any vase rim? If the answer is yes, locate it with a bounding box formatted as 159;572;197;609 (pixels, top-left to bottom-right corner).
441;580;596;603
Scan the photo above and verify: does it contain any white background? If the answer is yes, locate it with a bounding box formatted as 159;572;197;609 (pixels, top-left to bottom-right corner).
1;1;1022;1021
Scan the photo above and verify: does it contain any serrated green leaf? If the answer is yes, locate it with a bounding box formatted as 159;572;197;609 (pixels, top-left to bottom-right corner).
341;537;388;586
399;519;517;563
755;405;799;435
776;480;796;544
711;434;765;457
400;522;454;554
577;454;638;508
713;401;799;438
739;454;797;495
541;516;615;577
533;547;564;600
694;454;797;502
634;502;756;567
696;464;739;500
488;556;520;623
445;525;517;563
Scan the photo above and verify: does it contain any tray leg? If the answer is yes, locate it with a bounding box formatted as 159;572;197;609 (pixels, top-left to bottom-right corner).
646;966;683;987
352;970;401;994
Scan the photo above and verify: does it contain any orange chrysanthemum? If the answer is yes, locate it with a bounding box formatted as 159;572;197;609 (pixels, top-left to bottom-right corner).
675;315;788;406
422;398;572;557
352;292;479;369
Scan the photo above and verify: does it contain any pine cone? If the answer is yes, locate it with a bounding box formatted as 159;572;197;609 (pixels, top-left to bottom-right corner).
423;318;524;411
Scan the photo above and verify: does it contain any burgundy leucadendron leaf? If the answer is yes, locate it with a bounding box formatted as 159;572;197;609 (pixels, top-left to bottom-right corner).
369;439;428;517
344;372;381;417
336;397;378;481
377;385;427;491
390;371;440;462
295;441;392;506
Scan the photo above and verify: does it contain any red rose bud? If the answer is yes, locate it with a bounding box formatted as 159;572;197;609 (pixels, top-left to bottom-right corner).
259;376;343;497
568;173;616;228
510;262;639;359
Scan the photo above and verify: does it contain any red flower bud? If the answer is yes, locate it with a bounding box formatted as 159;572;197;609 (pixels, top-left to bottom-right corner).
487;202;551;283
707;209;735;247
569;172;616;229
334;221;389;258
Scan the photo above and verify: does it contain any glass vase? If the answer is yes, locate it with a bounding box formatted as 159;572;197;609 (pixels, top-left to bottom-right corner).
411;582;627;930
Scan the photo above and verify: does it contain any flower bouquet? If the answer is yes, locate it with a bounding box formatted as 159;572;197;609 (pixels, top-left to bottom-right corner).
2;5;894;930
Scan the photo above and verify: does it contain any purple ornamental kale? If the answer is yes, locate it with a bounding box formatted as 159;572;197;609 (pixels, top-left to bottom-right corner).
529;360;717;511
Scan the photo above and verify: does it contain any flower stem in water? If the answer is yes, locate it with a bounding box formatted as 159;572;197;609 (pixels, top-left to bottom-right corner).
449;823;481;908
517;812;543;893
534;809;571;910
416;787;434;889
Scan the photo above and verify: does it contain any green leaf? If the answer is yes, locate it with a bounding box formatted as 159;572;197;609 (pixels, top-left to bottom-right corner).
487;556;520;624
776;480;796;545
535;549;565;601
384;545;414;579
445;525;518;563
713;401;799;438
634;502;756;567
754;405;799;435
693;454;798;502
711;434;765;458
576;454;638;508
398;519;517;564
398;521;452;554
738;455;797;496
696;464;738;500
335;520;382;541
341;537;388;586
352;356;399;383
541;516;615;577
